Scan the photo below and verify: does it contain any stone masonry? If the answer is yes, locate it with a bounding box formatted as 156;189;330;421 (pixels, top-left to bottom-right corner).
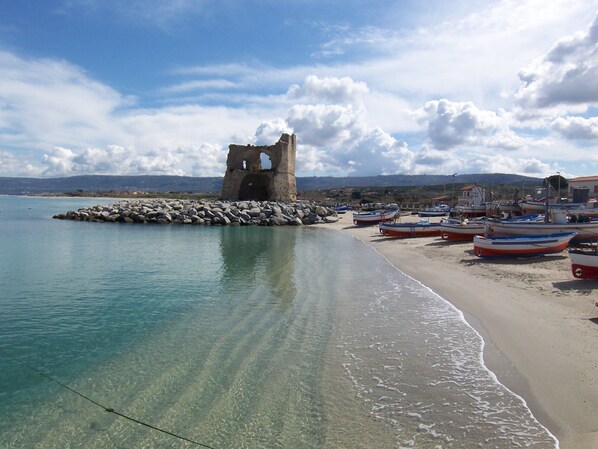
221;133;297;203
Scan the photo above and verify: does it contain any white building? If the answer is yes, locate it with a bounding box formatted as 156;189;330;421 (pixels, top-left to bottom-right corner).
568;176;598;200
457;184;486;207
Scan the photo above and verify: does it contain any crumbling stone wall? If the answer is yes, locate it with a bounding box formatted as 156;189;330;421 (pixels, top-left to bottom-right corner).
221;133;297;202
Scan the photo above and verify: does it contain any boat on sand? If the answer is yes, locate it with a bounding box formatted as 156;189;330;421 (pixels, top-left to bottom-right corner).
485;212;598;242
569;245;598;279
418;204;450;218
440;218;486;241
473;232;577;258
379;220;441;238
353;208;399;226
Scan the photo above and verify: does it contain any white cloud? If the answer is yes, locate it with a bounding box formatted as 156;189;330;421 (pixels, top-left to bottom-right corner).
551;116;598;139
287;75;368;104
0;151;41;176
161;79;239;94
254;119;293;145
40;143;227;177
413;99;523;151
0;50;128;151
515;12;598;109
465;152;554;176
311;0;596;110
260;75;415;176
0;49;273;177
287;103;360;147
407;146;556;177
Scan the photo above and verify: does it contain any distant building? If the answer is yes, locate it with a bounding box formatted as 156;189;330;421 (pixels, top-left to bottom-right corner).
568;176;598;199
454;184;487;217
457;184;486;207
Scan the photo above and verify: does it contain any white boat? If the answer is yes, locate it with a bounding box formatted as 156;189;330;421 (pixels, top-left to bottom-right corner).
440;218;486;241
379;220;441;238
520;200;598;217
332;205;350;214
418;204;450;218
485;212;598;242
352;208;399;226
473;232;577;258
569;246;598;279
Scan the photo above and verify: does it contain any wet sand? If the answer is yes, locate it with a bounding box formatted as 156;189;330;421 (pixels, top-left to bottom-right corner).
322;213;598;449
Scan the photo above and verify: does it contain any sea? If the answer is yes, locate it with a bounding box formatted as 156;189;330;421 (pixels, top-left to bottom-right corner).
0;196;558;449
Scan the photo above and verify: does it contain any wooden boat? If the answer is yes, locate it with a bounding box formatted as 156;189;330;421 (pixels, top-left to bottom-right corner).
352;208;399;226
332;205;350;214
473;232;577;258
379;220;441;238
440;218;486;241
485;213;598;242
520;200;598;217
455;204;487;217
418;204;450;218
569;246;598;279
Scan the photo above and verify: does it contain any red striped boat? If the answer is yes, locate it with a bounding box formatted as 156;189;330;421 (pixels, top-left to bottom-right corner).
473;232;577;258
569;247;598;279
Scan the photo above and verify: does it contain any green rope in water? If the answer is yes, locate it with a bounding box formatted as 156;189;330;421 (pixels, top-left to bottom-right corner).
0;348;218;449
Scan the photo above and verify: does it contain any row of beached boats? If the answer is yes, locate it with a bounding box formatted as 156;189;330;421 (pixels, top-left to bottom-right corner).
351;208;598;279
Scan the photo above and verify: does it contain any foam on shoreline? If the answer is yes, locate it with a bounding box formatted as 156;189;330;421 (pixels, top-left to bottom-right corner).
320;212;598;449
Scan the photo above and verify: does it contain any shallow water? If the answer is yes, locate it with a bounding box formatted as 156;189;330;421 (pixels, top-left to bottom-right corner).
0;196;557;448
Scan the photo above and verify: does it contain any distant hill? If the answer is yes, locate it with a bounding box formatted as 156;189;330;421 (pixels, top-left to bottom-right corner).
0;173;543;195
296;173;542;190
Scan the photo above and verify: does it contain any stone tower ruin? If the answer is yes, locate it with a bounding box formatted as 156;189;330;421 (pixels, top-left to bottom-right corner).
221;133;297;202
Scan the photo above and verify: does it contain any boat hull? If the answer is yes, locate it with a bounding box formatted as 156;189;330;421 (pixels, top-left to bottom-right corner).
570;250;598;279
473;232;577;257
520;201;598;217
455;205;487;217
485;219;598;242
440;221;485;241
353;209;399;226
418;211;448;217
379;222;441;238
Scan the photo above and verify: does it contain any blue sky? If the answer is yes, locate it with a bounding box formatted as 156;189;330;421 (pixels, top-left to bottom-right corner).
0;0;597;178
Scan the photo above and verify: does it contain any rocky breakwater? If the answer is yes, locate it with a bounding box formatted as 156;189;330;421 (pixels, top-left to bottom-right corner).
52;199;339;226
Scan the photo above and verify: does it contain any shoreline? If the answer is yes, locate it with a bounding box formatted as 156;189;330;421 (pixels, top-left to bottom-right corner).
321;212;598;449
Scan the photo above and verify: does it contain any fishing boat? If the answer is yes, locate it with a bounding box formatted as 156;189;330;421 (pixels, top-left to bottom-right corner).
440;218;486;241
569;245;598;279
332;205;350;214
379;220;441;238
418;204;450;218
473;232;577;258
519;200;598;217
485;212;598;242
352;208;399;226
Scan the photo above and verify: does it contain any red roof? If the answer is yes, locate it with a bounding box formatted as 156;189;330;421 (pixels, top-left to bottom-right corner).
570;176;598;182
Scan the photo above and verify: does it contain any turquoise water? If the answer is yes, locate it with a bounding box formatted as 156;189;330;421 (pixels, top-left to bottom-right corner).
0;196;557;448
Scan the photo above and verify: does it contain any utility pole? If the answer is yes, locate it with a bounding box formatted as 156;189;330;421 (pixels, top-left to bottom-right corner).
557;172;561;203
451;173;457;207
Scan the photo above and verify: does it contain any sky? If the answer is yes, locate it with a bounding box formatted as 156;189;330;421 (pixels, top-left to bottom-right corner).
0;0;597;179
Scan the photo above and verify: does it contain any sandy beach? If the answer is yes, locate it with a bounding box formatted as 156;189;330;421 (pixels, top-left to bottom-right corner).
323;212;598;449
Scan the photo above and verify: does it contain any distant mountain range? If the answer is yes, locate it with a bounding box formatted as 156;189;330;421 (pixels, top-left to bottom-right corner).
0;173;543;195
